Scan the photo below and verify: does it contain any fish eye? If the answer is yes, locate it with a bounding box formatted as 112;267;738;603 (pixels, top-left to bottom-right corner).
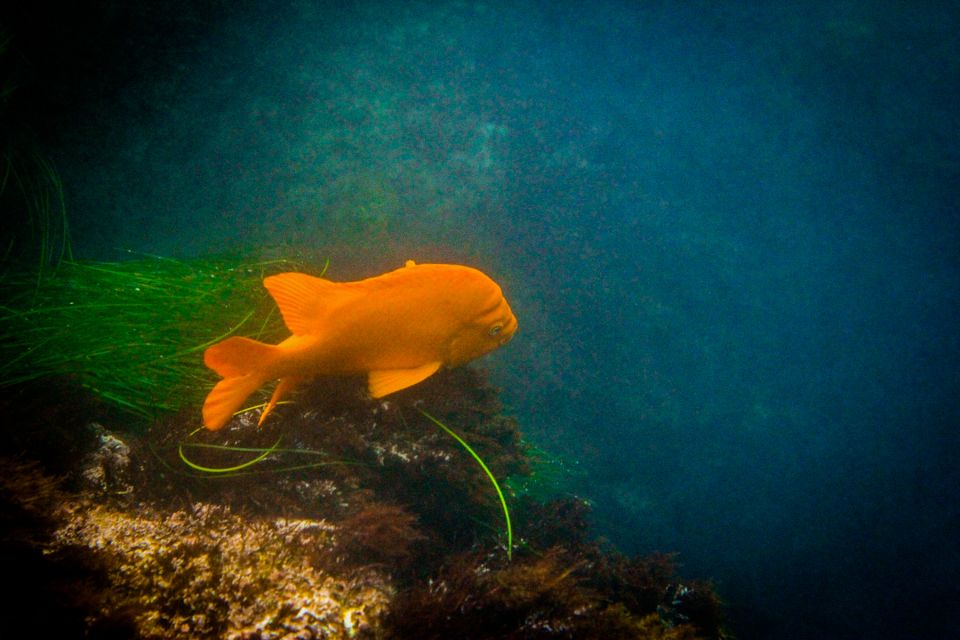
488;324;503;336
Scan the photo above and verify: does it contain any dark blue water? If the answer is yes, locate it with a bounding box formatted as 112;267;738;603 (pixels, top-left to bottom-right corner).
12;1;959;637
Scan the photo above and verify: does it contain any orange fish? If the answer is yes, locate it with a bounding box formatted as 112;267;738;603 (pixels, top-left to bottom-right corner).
202;260;518;430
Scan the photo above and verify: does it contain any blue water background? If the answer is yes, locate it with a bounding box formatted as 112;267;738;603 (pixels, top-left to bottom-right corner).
36;1;959;638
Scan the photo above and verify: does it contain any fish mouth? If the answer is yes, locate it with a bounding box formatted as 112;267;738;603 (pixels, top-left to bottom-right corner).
499;314;519;345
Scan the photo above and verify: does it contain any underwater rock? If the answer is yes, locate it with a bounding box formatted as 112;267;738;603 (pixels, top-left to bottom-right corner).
2;366;726;638
80;423;135;495
52;499;391;639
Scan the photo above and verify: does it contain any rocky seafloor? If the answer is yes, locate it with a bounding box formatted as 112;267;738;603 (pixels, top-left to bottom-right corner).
0;368;726;639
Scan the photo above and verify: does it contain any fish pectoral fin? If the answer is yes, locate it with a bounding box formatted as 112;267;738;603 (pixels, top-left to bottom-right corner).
368;362;442;398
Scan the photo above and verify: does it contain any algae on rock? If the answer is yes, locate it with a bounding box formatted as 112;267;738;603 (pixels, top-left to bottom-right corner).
52;500;392;639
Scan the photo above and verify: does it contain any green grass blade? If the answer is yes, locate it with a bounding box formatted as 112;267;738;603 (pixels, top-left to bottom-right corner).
178;426;283;474
417;407;513;561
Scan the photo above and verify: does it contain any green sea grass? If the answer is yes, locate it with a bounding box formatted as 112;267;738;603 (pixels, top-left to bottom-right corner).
0;253;309;423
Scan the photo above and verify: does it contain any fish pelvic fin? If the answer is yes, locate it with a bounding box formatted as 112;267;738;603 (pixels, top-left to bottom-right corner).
368;361;442;398
202;336;279;431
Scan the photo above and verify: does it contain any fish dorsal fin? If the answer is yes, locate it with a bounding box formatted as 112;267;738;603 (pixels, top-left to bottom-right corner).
368;362;442;398
263;272;343;335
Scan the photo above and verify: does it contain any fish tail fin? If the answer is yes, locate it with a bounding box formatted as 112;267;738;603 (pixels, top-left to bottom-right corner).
202;336;278;431
204;336;277;378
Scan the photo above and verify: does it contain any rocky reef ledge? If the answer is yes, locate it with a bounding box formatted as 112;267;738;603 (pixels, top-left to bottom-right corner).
53;500;389;638
0;370;727;639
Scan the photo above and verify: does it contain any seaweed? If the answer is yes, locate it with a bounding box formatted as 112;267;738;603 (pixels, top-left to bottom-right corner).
339;502;427;562
385;540;718;640
386;495;726;639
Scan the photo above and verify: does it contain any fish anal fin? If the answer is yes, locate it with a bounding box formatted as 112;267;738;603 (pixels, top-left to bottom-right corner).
368;362;442;398
264;272;341;335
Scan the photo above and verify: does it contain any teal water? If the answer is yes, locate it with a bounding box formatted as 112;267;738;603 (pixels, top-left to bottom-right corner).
6;1;958;637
